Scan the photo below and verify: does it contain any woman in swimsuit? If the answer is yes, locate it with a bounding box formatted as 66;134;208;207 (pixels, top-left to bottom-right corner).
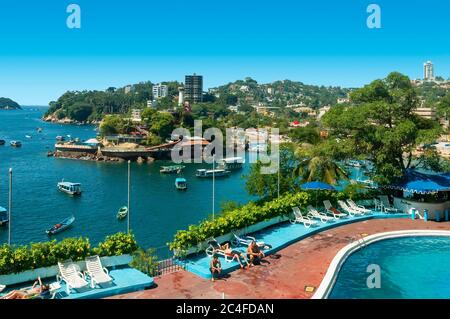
2;277;49;299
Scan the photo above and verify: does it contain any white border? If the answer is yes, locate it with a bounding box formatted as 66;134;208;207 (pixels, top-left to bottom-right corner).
312;230;450;299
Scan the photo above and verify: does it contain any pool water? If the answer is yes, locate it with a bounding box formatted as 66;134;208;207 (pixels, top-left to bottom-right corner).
329;236;450;299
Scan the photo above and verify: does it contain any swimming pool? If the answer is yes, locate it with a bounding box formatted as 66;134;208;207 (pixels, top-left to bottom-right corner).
329;236;450;299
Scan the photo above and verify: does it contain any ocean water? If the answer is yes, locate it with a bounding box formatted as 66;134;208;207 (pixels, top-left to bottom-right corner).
329;236;450;299
0;108;254;252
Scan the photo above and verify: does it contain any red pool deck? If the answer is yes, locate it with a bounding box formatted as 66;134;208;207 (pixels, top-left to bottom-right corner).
110;218;450;299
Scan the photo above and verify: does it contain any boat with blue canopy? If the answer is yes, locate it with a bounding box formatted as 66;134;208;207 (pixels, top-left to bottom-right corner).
175;178;187;190
0;206;8;226
57;181;82;196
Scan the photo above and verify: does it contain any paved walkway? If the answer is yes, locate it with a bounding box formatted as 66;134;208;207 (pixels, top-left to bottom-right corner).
110;218;450;299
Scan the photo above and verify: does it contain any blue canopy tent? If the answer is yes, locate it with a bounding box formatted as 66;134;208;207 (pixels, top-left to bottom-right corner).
301;182;336;207
384;170;450;194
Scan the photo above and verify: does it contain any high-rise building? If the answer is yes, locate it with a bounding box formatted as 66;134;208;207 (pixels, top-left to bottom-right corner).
423;61;435;81
184;74;203;103
152;83;168;99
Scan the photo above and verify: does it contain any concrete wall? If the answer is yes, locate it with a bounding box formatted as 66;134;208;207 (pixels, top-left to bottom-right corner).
394;197;450;220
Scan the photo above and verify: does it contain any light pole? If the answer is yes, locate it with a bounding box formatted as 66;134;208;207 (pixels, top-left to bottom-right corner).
127;160;131;234
212;154;215;221
277;165;280;198
8;168;12;245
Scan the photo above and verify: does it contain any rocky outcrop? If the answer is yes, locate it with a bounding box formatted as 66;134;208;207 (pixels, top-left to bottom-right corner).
43;114;100;125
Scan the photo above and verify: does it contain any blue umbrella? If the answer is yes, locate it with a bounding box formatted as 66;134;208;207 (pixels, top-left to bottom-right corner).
301;182;336;207
301;182;336;191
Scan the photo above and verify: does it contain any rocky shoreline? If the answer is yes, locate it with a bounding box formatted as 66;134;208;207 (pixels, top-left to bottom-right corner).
42;115;100;125
50;150;155;164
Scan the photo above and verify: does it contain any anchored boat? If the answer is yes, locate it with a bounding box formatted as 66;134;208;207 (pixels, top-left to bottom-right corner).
117;206;128;220
57;181;82;196
196;169;230;178
10;141;22;147
46;216;75;235
0;206;8;226
0;140;5;146
160;165;185;174
175;178;187;190
217;157;245;170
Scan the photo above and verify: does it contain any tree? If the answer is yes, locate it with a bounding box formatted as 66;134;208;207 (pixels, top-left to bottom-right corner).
288;125;321;145
68;102;93;122
293;139;349;185
322;72;444;184
99;115;125;136
245;144;299;199
149;112;175;139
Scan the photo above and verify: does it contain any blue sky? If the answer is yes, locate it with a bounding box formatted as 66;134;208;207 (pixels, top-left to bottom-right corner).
0;0;448;105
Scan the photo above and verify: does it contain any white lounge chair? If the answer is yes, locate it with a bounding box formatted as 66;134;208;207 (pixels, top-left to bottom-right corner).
306;205;334;223
373;198;383;212
205;238;234;262
231;233;270;250
338;200;363;216
347;199;371;214
290;207;317;228
379;195;399;213
85;256;113;288
323;200;348;219
57;260;89;294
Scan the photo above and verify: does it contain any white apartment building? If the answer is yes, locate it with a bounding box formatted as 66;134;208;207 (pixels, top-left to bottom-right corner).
152;83;169;99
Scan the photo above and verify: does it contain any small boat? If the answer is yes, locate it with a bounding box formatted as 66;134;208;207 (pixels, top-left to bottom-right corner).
56;136;65;142
117;206;128;220
0;140;5;146
356;178;375;187
46;216;75;235
10;141;22;147
25;135;32;139
0;206;8;226
57;181;82;196
175;178;187;190
217;157;245;170
196;169;231;178
346;160;363;168
160;165;186;174
37;128;43;133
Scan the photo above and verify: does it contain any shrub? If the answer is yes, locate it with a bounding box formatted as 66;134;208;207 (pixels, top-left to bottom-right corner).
0;232;138;275
130;248;159;276
94;232;138;257
52;237;91;262
169;191;311;252
168;189;377;252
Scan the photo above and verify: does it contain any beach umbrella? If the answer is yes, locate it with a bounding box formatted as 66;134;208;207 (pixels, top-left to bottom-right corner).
301;181;336;208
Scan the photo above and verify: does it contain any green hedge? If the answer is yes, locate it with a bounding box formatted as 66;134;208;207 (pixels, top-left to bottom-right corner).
0;232;137;275
169;188;381;252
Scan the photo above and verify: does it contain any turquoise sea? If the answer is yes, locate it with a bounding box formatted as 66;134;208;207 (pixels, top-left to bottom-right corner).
0;108;254;253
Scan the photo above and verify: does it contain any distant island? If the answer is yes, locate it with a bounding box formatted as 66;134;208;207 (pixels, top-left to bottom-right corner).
0;97;21;110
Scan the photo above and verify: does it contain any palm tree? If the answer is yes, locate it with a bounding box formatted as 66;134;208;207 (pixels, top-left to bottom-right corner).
293;144;349;185
294;156;348;185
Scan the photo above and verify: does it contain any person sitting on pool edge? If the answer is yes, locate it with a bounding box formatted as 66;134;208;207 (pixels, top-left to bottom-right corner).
210;254;222;282
219;241;250;269
247;240;265;266
1;277;49;299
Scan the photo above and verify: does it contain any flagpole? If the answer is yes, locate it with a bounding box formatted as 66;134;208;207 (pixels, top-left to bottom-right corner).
8;168;12;246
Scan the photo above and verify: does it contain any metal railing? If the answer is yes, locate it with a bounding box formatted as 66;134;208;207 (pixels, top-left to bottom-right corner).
149;246;186;277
